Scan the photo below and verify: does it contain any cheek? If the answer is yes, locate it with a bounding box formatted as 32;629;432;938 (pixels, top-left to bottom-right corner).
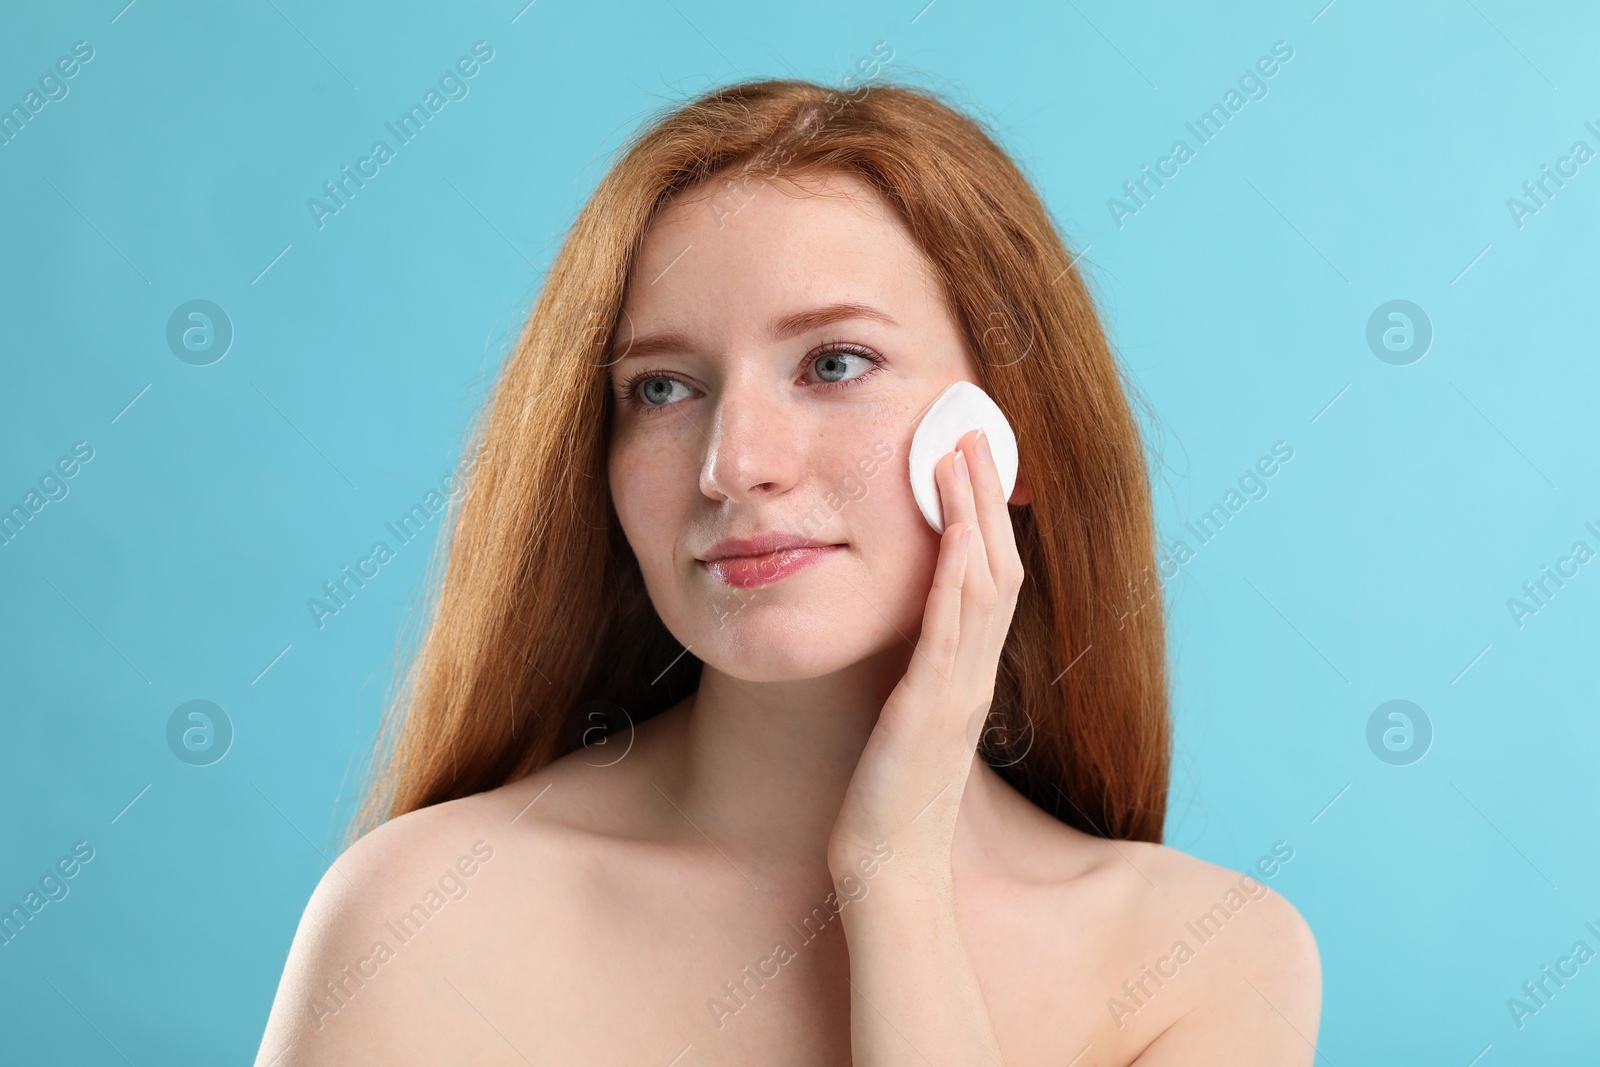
853;499;942;652
609;444;685;568
859;419;925;537
847;438;942;592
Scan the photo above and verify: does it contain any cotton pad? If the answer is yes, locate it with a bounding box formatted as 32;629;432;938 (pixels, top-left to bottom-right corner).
909;381;1019;533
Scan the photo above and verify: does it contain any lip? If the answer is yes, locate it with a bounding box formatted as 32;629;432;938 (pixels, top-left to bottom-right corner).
700;533;843;562
698;533;846;590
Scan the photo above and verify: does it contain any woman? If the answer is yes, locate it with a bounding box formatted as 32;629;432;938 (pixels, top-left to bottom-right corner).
255;76;1320;1065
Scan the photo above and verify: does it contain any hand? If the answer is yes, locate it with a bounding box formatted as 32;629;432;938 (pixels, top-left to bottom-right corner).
827;426;1026;878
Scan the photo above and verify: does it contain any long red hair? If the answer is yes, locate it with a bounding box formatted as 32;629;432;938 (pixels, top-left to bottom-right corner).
348;76;1171;848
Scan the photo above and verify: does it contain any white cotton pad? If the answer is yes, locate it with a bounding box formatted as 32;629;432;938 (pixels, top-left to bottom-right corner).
909;381;1019;533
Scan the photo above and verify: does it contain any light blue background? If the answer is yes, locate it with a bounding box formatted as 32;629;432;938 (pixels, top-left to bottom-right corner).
3;0;1596;1062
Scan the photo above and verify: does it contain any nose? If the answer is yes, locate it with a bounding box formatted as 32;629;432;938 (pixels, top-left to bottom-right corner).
698;376;800;504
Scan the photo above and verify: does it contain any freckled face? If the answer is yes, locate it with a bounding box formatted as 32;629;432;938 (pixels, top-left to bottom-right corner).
606;170;979;682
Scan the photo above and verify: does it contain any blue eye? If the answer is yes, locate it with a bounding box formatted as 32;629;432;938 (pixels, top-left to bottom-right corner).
615;342;886;416
809;348;878;385
631;377;693;408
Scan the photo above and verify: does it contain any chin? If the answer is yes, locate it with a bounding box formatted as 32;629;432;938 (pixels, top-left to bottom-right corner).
690;605;848;680
698;644;854;683
656;581;901;683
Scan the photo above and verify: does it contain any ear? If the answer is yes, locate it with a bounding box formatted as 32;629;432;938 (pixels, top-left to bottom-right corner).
1008;467;1032;506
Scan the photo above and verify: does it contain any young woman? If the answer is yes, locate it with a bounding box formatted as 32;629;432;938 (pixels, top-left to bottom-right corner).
255;76;1320;1065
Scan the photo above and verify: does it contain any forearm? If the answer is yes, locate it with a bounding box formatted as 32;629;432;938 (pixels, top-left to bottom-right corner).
835;862;1005;1067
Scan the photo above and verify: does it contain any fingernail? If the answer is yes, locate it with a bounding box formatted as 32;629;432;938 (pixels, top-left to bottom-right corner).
975;429;991;464
960;524;973;552
955;450;969;482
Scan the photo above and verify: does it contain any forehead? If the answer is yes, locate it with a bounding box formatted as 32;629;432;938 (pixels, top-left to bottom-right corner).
617;170;935;344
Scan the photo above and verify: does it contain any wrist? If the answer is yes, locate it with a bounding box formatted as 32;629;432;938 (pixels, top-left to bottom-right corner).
826;835;898;886
830;841;952;903
828;822;954;882
834;863;957;934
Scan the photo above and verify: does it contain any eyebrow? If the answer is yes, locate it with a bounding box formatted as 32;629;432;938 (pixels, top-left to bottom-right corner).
610;301;899;365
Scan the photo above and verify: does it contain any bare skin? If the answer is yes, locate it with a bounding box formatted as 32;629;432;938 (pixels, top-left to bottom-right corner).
255;170;1320;1065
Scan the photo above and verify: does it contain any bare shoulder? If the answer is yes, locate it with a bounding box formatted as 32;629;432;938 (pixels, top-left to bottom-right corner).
1102;838;1322;1065
249;790;492;1062
251;780;565;1066
1137;840;1320;979
251;717;679;1067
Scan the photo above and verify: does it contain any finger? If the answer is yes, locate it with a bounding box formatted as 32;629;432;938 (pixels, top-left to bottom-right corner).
941;439;997;664
955;433;1022;700
962;428;1023;598
907;518;972;691
939;440;988;598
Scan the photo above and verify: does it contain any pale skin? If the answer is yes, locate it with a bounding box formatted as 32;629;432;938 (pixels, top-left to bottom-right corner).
254;171;1321;1065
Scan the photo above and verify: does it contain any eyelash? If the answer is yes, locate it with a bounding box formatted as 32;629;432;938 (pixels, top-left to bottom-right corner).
613;340;887;415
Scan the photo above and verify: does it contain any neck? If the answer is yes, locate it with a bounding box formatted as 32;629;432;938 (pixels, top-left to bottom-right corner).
656;646;1013;891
